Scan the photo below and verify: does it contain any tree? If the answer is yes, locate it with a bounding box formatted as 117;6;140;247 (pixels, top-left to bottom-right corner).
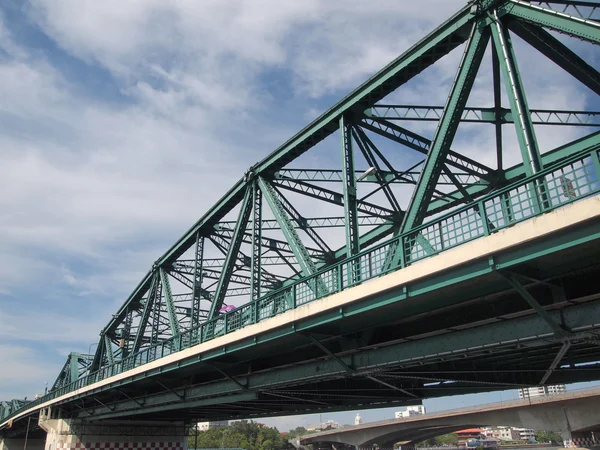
287;427;308;439
535;430;563;444
189;421;289;450
415;434;458;448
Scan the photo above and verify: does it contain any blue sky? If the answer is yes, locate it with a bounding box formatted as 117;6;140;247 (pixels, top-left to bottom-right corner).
1;0;599;432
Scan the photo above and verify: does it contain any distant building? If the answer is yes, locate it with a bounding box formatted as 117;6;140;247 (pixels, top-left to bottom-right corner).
395;405;426;418
483;427;531;441
483;427;536;442
516;428;536;441
518;385;566;399
355;413;362;425
197;420;228;431
306;419;341;432
455;428;486;446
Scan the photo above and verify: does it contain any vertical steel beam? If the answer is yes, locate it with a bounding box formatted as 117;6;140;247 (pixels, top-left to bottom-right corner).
69;354;79;385
209;186;253;319
121;309;132;360
103;334;115;366
191;233;205;329
251;182;263;301
402;23;490;232
490;12;543;178
340;115;360;258
159;268;180;338
492;43;503;171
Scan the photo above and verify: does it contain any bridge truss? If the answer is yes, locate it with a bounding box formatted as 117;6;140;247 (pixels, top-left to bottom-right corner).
2;0;600;426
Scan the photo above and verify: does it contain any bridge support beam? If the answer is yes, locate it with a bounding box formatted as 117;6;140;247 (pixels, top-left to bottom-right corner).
38;409;188;450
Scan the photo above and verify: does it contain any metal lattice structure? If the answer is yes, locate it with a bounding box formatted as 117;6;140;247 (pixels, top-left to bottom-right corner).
2;0;600;426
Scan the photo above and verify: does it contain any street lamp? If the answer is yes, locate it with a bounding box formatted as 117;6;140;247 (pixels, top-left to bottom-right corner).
357;167;377;182
88;342;98;356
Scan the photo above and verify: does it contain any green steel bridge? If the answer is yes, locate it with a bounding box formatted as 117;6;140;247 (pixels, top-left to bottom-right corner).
2;0;600;435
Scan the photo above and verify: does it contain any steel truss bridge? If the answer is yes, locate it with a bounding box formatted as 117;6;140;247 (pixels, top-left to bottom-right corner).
2;0;600;433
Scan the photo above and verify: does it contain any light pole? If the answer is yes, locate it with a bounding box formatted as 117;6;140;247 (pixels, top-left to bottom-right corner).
88;342;98;355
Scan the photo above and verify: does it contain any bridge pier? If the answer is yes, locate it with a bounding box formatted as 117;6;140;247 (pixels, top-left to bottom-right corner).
0;437;45;450
570;430;600;449
38;409;188;450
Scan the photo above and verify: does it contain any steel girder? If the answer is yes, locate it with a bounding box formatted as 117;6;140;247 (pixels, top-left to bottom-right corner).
9;0;598;425
50;353;94;392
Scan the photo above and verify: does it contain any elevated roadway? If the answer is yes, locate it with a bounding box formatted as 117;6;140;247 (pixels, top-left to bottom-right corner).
300;387;600;448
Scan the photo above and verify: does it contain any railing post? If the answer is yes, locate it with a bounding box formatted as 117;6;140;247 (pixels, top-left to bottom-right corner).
478;202;490;236
591;149;600;183
398;236;406;269
291;284;297;309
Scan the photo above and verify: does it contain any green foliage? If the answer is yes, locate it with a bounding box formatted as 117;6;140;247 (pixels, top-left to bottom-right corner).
415;433;459;447
535;430;563;444
287;427;308;439
188;420;289;450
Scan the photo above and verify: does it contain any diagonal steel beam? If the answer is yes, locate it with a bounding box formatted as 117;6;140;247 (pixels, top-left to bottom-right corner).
307;334;417;398
503;273;569;337
258;177;322;283
271;185;332;255
539;342;571;385
208;186;253;319
509;21;600;96
507;0;600;44
402;23;490;232
132;272;158;355
159;268;181;339
352;127;402;213
274;178;395;218
360;118;497;181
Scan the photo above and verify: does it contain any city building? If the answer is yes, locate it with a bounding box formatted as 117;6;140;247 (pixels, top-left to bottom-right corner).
306;419;341;432
516;428;536;441
196;420;228;431
483;426;521;441
518;384;566;399
394;405;426;418
482;427;536;442
456;428;486;446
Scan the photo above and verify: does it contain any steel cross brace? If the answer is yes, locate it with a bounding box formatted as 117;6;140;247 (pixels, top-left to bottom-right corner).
306;334;418;398
502;272;576;384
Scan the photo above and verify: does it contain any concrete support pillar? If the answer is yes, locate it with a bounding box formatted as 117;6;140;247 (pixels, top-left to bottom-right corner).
571;431;600;449
561;430;574;448
0;438;46;450
38;409;188;450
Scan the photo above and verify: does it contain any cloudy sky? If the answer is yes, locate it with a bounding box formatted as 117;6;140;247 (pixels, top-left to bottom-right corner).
1;0;599;431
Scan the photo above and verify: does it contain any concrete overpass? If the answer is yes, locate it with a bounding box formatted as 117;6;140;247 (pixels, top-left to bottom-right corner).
300;388;600;449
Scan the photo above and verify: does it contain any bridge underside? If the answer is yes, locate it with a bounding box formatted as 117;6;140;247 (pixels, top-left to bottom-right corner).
40;205;600;423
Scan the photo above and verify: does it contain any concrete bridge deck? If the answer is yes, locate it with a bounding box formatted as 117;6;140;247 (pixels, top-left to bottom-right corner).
300;387;600;448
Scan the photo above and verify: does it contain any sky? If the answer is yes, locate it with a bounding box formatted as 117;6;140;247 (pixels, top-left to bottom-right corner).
1;0;599;433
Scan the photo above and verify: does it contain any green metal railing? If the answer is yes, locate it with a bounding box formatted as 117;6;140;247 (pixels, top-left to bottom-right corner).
3;147;600;424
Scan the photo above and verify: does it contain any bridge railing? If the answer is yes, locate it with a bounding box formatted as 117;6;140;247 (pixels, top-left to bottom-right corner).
3;146;600;424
